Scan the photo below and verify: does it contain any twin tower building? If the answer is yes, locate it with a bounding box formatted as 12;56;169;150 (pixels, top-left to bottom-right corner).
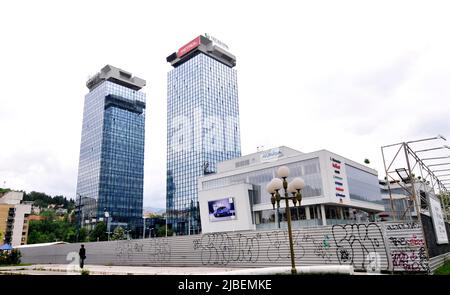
75;35;241;235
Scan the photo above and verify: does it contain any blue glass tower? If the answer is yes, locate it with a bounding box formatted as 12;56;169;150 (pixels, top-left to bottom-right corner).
166;35;242;235
76;65;146;235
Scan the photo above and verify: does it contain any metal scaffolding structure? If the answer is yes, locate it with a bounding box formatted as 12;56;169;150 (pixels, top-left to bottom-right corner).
381;135;450;223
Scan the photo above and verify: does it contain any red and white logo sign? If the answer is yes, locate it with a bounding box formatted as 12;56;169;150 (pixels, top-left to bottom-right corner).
177;36;201;58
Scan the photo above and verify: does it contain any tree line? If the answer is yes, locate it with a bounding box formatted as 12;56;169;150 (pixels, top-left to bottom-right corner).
23;191;75;211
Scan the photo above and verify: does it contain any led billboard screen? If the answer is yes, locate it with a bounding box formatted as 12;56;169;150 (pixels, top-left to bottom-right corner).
208;197;236;222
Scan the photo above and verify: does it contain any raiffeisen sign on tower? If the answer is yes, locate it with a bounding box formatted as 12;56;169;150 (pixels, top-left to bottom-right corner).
167;34;236;68
177;36;201;58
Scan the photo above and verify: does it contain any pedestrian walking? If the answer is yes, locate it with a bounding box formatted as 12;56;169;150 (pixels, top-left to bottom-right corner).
79;244;86;269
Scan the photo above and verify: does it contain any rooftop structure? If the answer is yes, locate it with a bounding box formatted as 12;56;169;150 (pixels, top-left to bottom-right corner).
86;64;146;91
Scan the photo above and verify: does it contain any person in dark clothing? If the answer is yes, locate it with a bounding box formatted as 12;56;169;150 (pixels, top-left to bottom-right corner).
79;245;86;269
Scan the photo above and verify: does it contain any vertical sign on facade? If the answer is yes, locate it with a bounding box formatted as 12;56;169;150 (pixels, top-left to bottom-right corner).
428;196;449;244
331;157;346;200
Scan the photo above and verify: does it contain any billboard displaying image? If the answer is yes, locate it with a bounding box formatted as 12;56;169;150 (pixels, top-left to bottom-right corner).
208;197;236;222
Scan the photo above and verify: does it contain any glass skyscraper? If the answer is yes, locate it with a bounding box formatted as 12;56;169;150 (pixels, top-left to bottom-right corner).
75;65;146;235
166;35;241;235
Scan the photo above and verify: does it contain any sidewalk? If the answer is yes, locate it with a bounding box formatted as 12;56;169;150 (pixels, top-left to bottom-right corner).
0;264;247;275
0;264;363;275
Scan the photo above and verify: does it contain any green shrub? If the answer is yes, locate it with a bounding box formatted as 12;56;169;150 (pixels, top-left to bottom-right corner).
0;250;22;265
80;269;90;275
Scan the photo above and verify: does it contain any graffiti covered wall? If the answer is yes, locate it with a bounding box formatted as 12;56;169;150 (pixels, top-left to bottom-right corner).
20;221;432;272
385;222;429;272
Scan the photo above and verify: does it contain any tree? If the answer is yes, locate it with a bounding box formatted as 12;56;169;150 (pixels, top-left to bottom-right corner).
111;226;126;240
40;209;56;221
27;217;78;244
156;226;173;237
23;191;76;211
88;222;108;242
78;228;89;243
364;158;370;164
23;191;53;208
0;188;10;194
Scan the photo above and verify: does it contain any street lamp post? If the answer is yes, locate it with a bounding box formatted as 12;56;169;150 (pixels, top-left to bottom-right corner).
266;166;305;275
142;217;146;239
104;211;110;241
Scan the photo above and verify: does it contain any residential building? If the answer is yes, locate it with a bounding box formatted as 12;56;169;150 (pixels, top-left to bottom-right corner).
55;208;68;216
75;65;146;235
197;146;384;233
166;35;241;235
0;191;32;246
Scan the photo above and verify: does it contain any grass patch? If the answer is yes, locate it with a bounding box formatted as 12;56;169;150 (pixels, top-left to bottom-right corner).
434;260;450;275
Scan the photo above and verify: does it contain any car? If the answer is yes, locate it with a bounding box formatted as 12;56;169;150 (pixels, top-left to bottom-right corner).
213;206;232;217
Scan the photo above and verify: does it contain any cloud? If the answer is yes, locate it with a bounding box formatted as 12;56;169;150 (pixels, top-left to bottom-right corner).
0;148;76;197
1;0;450;207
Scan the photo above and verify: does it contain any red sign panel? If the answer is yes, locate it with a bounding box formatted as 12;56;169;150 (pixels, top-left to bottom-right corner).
177;36;201;58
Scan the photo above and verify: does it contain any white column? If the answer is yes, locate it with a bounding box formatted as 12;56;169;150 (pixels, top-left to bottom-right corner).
305;206;311;220
339;207;344;220
321;204;327;226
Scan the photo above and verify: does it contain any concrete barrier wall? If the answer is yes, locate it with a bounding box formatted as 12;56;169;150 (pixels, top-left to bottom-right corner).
20;221;432;272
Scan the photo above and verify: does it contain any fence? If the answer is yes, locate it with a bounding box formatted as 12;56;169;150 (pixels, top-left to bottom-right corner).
20;220;438;273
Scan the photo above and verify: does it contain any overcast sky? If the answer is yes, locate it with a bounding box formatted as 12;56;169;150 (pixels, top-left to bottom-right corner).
1;0;450;209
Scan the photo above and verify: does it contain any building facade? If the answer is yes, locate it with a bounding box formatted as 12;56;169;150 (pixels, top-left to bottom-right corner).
166;35;241;235
197;147;384;233
380;179;437;221
75;65;146;234
0;191;31;246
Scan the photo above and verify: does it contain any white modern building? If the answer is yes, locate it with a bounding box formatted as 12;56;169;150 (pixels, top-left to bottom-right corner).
380;179;439;221
198;146;384;233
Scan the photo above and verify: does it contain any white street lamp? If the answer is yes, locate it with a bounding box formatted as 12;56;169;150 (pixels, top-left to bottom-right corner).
104;211;110;241
142;216;146;239
266;165;305;275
